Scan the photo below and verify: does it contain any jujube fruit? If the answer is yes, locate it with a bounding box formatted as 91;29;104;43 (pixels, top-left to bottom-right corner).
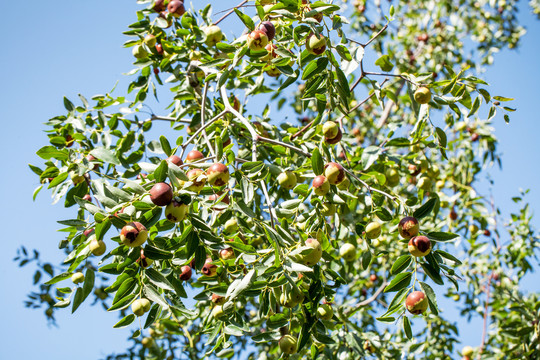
408;235;431;257
120;222;148;247
405;291;428;315
149;182;173;206
398;216;419;239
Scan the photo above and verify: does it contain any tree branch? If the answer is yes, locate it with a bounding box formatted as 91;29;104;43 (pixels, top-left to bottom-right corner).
345;281;388;317
214;0;249;26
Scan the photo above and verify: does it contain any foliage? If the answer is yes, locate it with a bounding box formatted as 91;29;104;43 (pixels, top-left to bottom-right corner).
19;0;540;359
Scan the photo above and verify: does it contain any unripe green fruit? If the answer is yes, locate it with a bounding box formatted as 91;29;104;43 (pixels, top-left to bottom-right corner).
224;218;238;233
306;33;327;55
144;34;157;48
141;337;154;348
279;334;297;354
302;238;322;266
312;175;330;196
71;172;85;185
132;298;151;316
277;171;297;190
204;25;223;46
462;346;474;357
89;238;106;256
417;177;432;191
212;305;226;320
132;44;149;59
414;86;432;104
280;287;304;308
317;304;333;320
408;236;431;257
436;180;445;189
321;202;336;217
386;168;400;187
365;221;382;239
405;291;428;314
337;177;350;190
469;224;479;235
339;243;356;262
322;121;339;139
71;272;85;284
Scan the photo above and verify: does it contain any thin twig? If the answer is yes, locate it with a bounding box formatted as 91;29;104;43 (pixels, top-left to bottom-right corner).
376;80;405;129
337;79;389;124
260;180;276;228
344;168;398;203
345;281;388;317
214;0;249;26
257;136;312;158
220;86;258;162
181;110;229;152
199;82;216;158
291;118;316;140
363;24;388;47
477;273;493;358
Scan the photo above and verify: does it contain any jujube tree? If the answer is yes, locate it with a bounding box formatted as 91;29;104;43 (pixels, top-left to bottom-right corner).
20;0;540;359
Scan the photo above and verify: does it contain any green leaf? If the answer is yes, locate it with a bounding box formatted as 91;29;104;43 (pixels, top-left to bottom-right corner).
216;42;236;53
302;58;329;80
427;232;459;242
435;250;462;265
403;316;412;339
90;148;120;166
113;314;136;328
44;272;72;285
374;55;394;72
154;160;169;183
145;268;174;291
361;146;381;170
311;148;324;175
419;282;439;315
234;9;254;31
72;287;84;313
413;198;437;219
108;294;136;311
390;255;412;275
159;136;172;156
384;272;412;292
112;277;137;305
493;96;514;101
143;245;173;260
420;263;444;285
63;96;75;112
36;146;68;161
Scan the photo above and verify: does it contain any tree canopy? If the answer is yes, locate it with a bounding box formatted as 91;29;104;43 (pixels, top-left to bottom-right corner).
21;0;540;359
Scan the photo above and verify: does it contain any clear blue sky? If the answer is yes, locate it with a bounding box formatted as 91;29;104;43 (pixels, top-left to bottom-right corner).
0;1;538;359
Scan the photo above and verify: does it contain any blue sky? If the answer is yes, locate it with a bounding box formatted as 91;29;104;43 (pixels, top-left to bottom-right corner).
0;1;538;358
